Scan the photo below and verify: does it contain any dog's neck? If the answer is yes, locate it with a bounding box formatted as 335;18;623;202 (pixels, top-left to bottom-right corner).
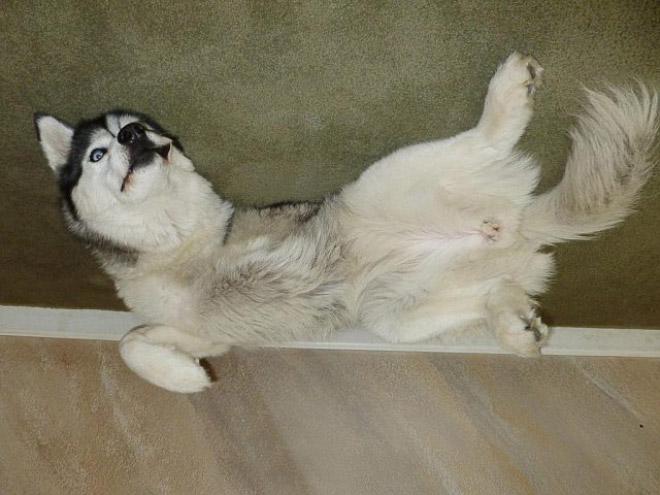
91;174;234;275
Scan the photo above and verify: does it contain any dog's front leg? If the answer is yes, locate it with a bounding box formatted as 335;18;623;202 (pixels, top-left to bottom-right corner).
476;52;543;155
119;325;229;393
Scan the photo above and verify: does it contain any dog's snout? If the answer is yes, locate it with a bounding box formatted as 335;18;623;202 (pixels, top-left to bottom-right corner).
118;123;146;145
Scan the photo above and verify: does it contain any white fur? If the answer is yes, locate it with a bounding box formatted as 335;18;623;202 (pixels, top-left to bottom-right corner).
36;115;73;169
36;53;659;392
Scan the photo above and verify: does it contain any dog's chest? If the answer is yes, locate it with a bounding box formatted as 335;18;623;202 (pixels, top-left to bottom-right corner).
116;271;200;331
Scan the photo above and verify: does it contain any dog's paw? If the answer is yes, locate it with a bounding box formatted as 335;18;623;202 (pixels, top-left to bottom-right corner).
489;52;544;113
501;52;542;99
479;53;544;144
119;338;212;393
494;309;548;357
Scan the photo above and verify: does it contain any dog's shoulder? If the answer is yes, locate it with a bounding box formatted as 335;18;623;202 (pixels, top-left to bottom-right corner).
225;200;323;246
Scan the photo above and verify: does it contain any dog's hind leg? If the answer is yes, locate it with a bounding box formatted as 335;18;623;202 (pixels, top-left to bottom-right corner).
362;295;487;344
119;325;229;393
476;52;543;156
342;53;543;208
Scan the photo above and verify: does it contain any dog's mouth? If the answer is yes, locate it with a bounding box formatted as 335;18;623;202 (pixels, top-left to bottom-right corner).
120;144;171;192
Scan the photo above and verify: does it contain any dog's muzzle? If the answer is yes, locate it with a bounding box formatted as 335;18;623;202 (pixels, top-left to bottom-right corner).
118;122;172;192
118;122;170;159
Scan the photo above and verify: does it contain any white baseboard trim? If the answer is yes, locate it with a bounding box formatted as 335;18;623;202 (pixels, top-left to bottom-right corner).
1;305;659;358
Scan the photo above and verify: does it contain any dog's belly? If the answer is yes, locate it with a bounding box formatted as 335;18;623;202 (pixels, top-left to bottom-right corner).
347;233;553;326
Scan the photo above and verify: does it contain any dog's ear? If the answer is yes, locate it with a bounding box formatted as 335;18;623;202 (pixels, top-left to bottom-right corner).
34;113;73;172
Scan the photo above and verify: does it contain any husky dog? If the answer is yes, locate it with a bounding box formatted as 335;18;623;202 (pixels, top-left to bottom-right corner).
35;53;658;393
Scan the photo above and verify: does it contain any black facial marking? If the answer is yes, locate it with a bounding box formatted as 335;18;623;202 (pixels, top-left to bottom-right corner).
58;115;108;220
123;137;163;171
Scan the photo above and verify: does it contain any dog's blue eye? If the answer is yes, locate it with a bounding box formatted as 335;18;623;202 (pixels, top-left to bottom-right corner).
90;148;106;162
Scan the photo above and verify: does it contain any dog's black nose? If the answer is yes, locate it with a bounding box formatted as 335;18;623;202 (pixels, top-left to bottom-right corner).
118;123;146;145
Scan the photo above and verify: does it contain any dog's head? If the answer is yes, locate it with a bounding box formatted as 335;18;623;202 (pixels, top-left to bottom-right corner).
35;110;219;252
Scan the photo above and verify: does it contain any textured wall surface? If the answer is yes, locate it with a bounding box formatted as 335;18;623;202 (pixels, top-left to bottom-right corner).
1;0;659;326
0;336;659;494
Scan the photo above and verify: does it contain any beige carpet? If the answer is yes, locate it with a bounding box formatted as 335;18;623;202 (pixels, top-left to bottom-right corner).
0;336;658;494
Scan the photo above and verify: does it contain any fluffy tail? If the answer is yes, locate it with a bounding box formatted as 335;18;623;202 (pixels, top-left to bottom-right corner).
523;84;659;243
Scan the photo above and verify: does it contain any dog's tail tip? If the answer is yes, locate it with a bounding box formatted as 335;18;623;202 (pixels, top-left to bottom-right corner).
523;83;659;244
